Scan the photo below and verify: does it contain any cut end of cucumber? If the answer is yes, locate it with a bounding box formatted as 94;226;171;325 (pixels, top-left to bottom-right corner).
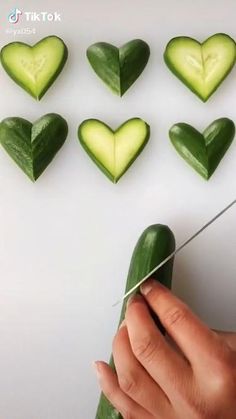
78;118;150;183
1;36;68;100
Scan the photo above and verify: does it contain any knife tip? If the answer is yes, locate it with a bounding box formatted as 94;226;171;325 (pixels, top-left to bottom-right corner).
112;300;121;307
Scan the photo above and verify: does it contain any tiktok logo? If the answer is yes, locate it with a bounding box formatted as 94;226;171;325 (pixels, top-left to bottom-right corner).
8;8;22;24
7;8;61;24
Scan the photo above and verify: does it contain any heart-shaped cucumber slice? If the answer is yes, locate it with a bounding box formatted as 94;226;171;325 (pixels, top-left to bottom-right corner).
87;39;150;96
0;36;68;100
164;33;236;101
78;118;150;183
169;118;235;179
0;113;68;181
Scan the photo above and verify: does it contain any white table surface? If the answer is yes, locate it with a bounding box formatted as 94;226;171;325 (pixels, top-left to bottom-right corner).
0;0;235;418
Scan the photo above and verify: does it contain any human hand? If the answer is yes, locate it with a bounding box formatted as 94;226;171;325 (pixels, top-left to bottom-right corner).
94;280;236;418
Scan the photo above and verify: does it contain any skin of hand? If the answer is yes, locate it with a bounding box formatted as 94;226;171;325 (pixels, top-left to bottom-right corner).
94;279;236;419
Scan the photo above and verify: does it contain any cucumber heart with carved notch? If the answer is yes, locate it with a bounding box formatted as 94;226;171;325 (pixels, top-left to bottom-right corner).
78;118;150;183
0;36;68;100
87;39;150;96
164;33;236;101
0;113;68;181
169;118;235;180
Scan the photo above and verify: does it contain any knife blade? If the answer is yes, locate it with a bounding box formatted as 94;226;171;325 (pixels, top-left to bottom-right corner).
113;199;236;307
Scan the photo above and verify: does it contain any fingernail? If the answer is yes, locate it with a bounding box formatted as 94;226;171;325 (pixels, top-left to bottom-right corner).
127;295;135;306
93;361;102;381
119;319;126;329
141;279;154;296
127;293;141;306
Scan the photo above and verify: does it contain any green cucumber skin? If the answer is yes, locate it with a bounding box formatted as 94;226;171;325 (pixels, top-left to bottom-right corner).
95;224;176;419
87;39;150;96
203;118;235;178
169;118;235;180
87;43;120;95
0;117;33;179
0;36;68;100
78;118;150;183
164;33;236;102
31;114;69;180
169;123;208;180
0;113;68;181
119;40;150;96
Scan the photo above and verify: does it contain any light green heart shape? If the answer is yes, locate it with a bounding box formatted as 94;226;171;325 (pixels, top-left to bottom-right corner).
164;33;236;101
0;36;68;100
78;118;150;183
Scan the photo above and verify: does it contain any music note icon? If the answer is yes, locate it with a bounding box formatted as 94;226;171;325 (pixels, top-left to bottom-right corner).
8;8;22;24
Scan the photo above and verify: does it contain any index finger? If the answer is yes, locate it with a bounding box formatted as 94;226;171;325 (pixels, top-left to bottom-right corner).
140;279;223;368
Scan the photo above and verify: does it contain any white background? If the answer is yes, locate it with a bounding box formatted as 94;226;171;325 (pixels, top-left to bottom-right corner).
0;1;236;418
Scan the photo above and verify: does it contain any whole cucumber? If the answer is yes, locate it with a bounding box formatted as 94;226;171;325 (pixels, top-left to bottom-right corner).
95;224;176;419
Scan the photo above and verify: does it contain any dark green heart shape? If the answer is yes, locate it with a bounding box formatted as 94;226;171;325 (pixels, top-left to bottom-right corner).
169;118;235;179
0;113;68;181
87;39;150;96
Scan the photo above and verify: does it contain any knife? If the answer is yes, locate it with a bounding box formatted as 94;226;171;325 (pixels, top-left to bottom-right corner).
113;199;236;307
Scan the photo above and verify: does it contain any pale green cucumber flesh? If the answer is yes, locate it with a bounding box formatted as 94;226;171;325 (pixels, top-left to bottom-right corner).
1;36;68;100
96;224;176;419
164;33;236;101
78;118;150;183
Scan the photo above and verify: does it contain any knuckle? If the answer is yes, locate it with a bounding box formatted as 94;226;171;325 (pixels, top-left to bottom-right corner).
184;388;217;419
188;397;215;419
194;410;216;419
104;385;119;402
118;372;137;395
190;408;211;419
132;334;157;363
215;367;236;393
209;356;236;398
163;304;188;328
